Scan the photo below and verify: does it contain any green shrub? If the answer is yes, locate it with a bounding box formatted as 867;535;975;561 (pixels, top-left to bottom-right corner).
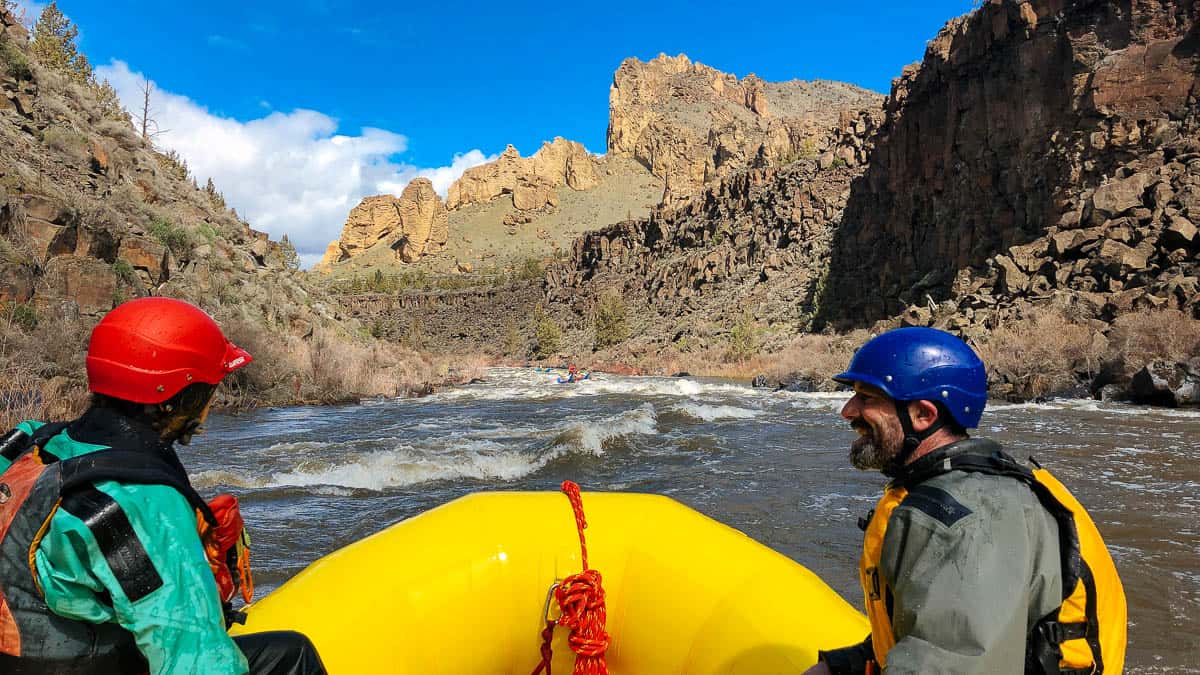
9;303;38;331
111;258;135;283
195;224;219;245
502;318;523;356
516;257;544;282
593;293;628;350
0;33;32;81
726;314;760;363
532;308;561;358
148;218;192;254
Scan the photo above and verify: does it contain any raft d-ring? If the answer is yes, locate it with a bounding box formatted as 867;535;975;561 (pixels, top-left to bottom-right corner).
541;581;562;624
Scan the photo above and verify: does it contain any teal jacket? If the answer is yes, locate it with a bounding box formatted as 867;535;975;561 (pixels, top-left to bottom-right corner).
5;417;248;675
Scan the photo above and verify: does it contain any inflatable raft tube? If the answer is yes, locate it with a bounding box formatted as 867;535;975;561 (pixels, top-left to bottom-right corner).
232;491;868;674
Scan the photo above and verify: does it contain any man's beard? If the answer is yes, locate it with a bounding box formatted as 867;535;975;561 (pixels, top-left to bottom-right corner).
849;416;905;471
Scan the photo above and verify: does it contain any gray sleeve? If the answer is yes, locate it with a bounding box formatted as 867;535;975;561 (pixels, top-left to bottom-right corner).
879;488;1036;674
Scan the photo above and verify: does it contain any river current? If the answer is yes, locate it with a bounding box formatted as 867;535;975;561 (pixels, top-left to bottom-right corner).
193;368;1200;672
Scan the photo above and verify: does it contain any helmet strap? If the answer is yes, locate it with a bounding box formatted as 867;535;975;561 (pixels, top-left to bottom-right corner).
893;400;946;465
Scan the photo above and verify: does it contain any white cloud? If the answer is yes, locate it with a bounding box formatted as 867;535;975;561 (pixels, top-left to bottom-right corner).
95;60;493;266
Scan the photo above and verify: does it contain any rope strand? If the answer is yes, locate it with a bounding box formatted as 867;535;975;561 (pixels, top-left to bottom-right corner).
530;481;610;675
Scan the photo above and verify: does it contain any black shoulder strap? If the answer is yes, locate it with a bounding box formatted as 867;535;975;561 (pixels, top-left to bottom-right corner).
897;448;1037;488
58;450;216;527
0;422;70;462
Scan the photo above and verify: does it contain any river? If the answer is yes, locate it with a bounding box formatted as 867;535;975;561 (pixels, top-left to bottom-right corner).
194;368;1200;672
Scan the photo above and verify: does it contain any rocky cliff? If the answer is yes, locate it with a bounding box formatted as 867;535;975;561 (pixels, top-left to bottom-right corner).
607;53;882;197
821;0;1200;330
316;178;448;269
446;137;599;210
319;56;882;273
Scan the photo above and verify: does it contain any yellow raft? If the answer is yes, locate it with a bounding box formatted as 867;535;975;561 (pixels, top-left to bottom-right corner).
232;491;868;674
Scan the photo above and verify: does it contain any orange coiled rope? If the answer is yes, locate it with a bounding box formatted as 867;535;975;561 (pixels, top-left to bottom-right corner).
530;480;610;675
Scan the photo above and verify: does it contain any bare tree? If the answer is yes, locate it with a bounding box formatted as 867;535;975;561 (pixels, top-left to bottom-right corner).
137;76;167;145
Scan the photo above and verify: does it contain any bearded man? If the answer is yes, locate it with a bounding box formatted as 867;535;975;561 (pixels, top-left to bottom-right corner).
805;327;1125;675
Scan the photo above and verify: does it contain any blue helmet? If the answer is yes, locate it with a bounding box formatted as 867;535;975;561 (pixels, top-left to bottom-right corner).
833;327;987;428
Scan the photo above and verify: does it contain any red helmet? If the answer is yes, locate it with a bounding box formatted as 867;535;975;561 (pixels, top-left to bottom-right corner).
568;364;577;373
86;297;252;404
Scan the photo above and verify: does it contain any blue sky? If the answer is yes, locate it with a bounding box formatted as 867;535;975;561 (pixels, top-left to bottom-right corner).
20;0;976;263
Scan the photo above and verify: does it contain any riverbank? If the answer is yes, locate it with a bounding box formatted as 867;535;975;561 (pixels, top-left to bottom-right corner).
0;305;490;429
564;307;1200;407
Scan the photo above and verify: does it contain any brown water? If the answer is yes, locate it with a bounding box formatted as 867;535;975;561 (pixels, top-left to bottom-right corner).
194;368;1200;671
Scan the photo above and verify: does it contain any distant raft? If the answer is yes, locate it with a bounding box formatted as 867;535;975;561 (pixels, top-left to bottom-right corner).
231;491;868;674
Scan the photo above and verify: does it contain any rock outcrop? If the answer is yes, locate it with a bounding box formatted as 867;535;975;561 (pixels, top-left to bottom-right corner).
607;53;882;196
446;137;598;210
821;0;1200;329
544;156;868;352
317;178;448;269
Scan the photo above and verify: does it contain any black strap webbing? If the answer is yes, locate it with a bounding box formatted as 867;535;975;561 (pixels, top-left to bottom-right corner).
60;485;165;603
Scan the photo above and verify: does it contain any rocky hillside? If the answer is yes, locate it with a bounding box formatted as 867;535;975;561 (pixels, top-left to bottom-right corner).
0;7;470;424
820;0;1199;329
316;56;882;276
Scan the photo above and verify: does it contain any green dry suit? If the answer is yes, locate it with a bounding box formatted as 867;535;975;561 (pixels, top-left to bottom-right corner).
0;411;248;674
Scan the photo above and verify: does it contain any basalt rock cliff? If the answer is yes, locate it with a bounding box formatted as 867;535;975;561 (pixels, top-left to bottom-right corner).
820;0;1200;332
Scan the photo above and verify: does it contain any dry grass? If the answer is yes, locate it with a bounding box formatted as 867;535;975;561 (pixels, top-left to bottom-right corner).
0;304;91;429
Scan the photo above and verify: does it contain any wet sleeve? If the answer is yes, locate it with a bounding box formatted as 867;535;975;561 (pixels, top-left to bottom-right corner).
36;483;248;675
877;497;1035;674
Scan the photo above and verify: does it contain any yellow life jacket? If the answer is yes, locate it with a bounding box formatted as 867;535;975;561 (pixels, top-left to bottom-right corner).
858;450;1127;674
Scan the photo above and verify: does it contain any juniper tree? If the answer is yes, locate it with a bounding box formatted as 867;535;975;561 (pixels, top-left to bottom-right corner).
30;2;90;84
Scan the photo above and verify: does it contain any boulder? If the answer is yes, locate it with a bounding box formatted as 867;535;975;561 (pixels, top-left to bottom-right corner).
1092;173;1150;217
1128;360;1200;407
994;255;1029;294
20;218;76;261
1162;215;1197;249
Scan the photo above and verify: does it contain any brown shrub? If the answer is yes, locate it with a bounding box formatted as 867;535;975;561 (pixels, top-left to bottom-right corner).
647;329;870;385
1106;309;1200;367
974;307;1105;399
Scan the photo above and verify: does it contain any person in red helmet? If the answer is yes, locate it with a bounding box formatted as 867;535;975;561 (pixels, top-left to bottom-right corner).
0;298;326;674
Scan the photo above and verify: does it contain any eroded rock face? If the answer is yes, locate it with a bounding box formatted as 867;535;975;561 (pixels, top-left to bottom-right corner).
822;0;1200;327
445;138;598;210
318;178;448;268
606;53;882;196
